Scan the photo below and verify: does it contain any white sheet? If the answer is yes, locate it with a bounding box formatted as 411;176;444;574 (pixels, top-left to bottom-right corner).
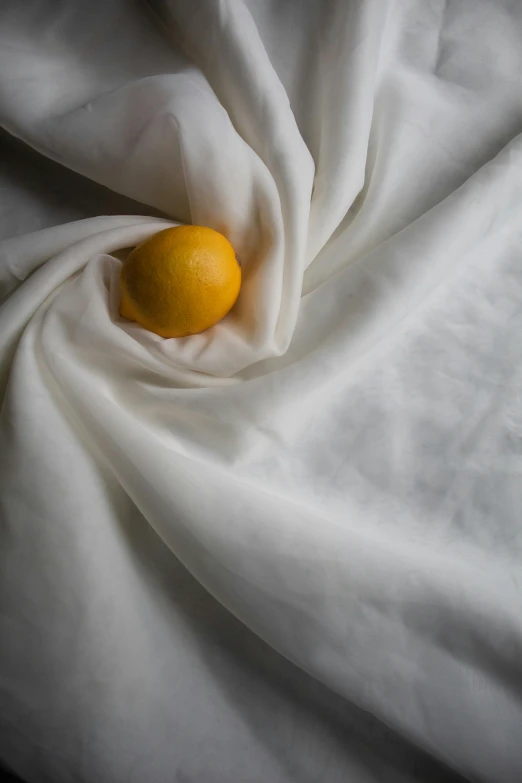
1;1;522;781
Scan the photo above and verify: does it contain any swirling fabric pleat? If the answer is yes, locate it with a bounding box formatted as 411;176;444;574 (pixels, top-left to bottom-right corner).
2;2;522;781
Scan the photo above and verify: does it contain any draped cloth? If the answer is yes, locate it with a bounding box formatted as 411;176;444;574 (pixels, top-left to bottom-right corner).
1;1;522;781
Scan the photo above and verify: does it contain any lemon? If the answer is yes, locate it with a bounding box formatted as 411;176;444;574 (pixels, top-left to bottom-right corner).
120;226;241;338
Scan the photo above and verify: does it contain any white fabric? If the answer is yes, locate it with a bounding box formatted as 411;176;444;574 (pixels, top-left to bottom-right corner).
1;1;522;781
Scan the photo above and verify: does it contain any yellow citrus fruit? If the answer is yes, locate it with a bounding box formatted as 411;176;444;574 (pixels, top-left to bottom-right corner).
120;225;241;338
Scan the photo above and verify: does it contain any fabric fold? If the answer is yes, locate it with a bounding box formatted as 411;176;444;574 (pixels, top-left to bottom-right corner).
2;1;522;782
